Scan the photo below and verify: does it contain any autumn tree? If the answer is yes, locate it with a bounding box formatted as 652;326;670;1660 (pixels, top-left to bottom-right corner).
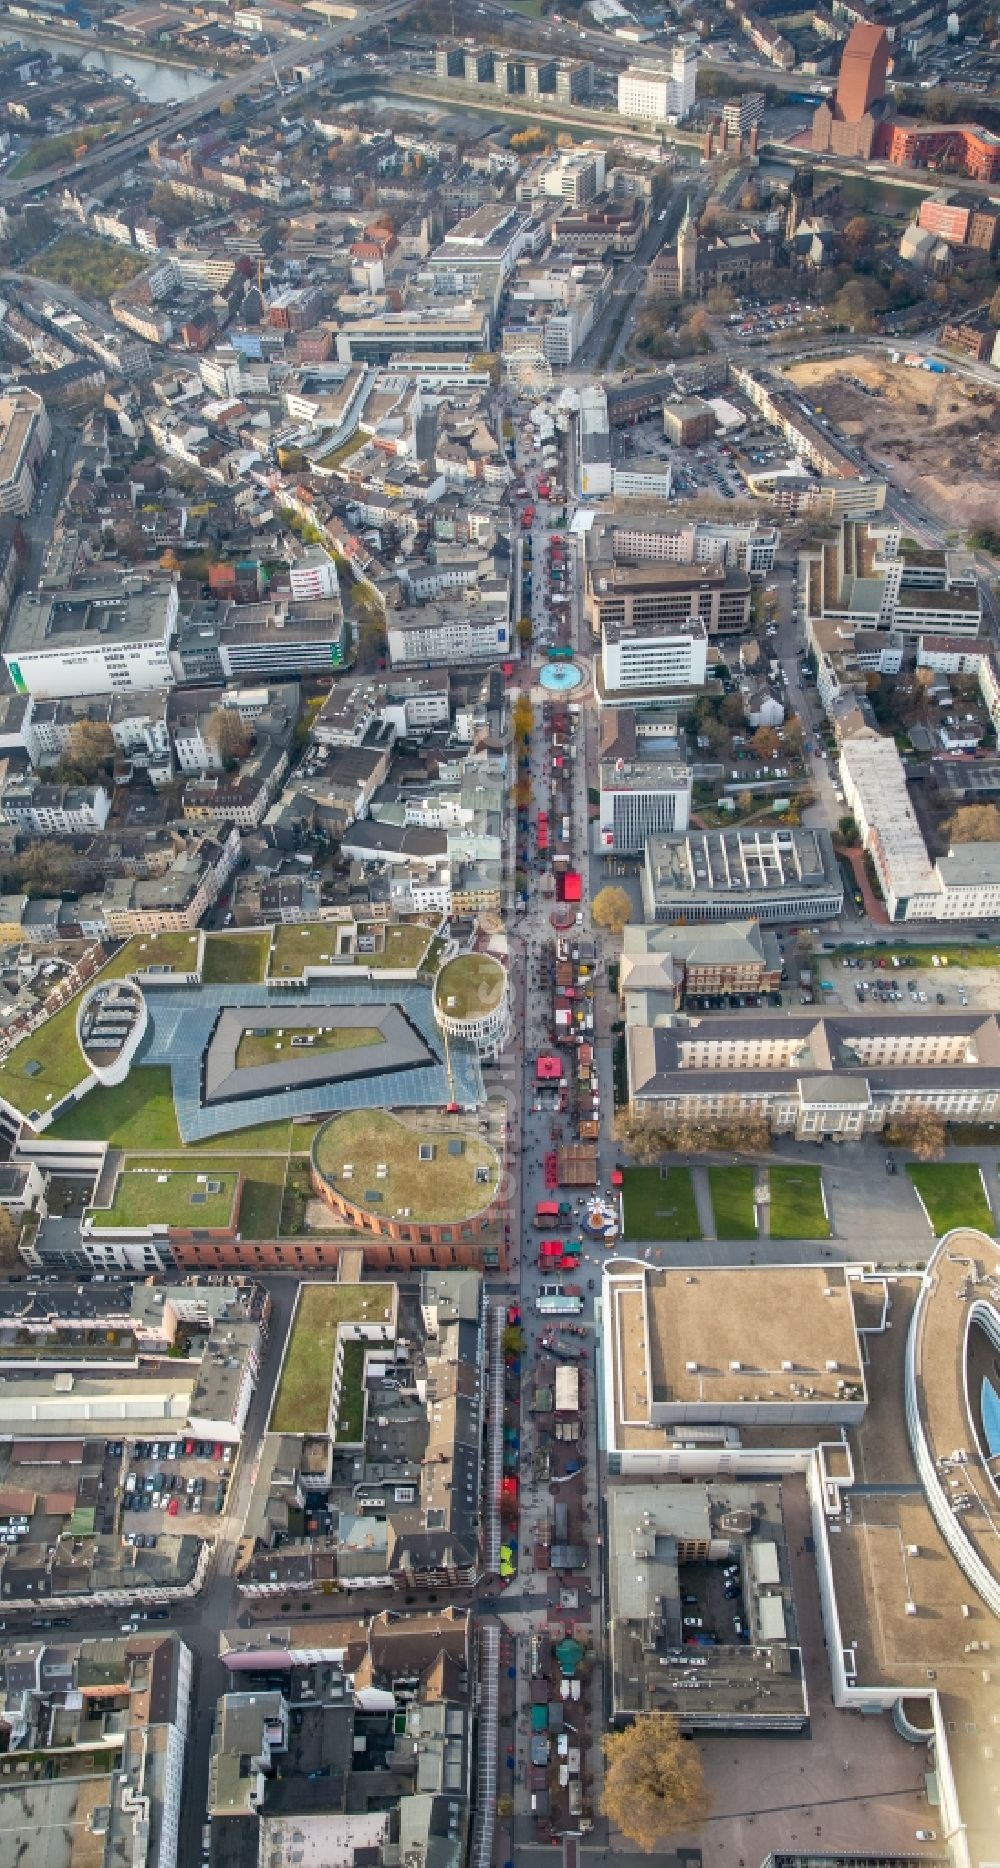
63;720;115;781
591;885;633;938
602;1716;709;1851
885;1108;947;1161
705;285;736;316
751;725;781;760
516;614;533;644
512;696;534;746
613;1108;670;1163
206;708;252;768
832;277;874;330
842;214;871;252
947;803;1000;844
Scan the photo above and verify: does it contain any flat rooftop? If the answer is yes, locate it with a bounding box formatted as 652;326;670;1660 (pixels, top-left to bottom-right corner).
6;581;174;655
270;1281;394;1436
611;1264;864;1424
828;1276;998;1868
434;953;505;1021
313;1108;500;1223
910;1227;1000;1602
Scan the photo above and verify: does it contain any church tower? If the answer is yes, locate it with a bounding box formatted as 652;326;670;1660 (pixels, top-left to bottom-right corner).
677;198;697;299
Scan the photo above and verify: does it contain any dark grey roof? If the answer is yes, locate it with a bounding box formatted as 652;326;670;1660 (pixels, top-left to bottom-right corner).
629;1010;1000;1102
203;1003;435;1106
342;822;448;860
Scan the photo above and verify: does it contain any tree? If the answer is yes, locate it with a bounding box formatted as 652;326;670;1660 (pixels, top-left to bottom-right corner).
602;1716;709;1851
206;707;252;768
613;1108;671;1163
591;885;633;938
751;725;780;760
512;696;533;746
705;285;736;316
832;277;874;330
947;803;1000;843
516;614;533;644
64;720;115;781
885;1108;947;1161
843;214;872;253
159;548;181;574
0;1207;20;1270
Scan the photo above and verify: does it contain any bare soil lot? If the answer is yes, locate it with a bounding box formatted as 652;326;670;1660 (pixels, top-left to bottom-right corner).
785;353;1000;531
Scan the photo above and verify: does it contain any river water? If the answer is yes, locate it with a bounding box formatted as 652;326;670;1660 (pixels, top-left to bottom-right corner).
0;25;213;101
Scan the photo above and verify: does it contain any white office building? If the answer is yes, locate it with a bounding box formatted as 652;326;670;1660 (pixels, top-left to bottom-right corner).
289;550;340;603
4;578;177;699
618;47;697;124
601;617;708;693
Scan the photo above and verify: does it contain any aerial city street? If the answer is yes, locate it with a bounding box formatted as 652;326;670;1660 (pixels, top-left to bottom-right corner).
0;2;997;1868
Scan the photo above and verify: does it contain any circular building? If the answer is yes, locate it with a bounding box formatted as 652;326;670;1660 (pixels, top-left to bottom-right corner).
906;1224;1000;1617
311;1108;502;1249
434;953;509;1060
76;979;147;1087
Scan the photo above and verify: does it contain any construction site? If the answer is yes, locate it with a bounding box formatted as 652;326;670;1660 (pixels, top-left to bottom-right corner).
785;352;1000;533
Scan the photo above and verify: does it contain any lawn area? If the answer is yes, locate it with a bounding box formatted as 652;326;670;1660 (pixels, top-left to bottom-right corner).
622;1167;702;1241
271;1282;393;1435
45;1066;319;1154
365;922;433;969
102;932;202;979
28;231;149;300
237;1158;287;1239
270;922;347;976
314;1108;499;1221
236;1024;383;1071
202;933;269;985
435;953;505;1019
0;996;90;1118
708;1165;758;1240
907;1162;994;1235
832;941;1000;970
767;1165;830;1240
333;1339;366;1443
89;1163;239;1229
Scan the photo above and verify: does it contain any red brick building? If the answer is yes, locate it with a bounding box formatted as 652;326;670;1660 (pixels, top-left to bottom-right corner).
917;193;1000;252
811;23;891;160
879;121;1000;183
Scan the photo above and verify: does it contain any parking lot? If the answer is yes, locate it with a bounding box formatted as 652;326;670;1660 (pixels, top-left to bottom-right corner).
120;1436;232;1546
620;419;747;500
817;953;991;1013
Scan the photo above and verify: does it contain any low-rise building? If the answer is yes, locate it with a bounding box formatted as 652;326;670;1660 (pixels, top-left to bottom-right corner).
642;826;843;924
619;919;782;1011
627;1006;1000;1134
